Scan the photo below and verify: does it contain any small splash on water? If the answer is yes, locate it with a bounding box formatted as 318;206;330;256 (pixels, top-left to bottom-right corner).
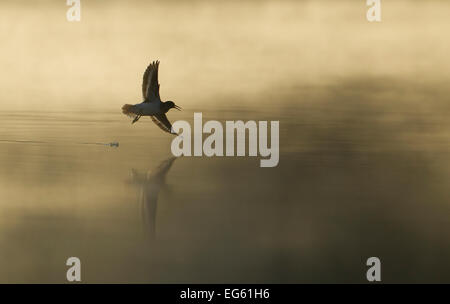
79;142;119;148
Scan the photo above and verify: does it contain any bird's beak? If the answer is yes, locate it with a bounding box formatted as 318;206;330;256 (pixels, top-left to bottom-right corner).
174;105;182;111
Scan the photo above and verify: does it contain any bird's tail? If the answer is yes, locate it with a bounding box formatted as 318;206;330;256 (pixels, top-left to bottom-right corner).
122;104;137;117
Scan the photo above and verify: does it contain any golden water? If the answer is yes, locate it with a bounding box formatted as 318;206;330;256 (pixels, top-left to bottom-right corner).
1;0;450;283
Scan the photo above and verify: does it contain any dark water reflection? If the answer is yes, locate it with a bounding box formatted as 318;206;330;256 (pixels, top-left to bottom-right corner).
128;157;178;241
1;78;450;283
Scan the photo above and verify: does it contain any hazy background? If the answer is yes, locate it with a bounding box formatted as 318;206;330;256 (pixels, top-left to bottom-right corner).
1;0;450;283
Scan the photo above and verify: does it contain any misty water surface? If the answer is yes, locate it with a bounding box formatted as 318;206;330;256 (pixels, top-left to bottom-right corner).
1;0;450;283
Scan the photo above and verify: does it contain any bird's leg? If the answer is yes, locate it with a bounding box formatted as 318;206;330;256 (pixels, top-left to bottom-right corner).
132;115;141;124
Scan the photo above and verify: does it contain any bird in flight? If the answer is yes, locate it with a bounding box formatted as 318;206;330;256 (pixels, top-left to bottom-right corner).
122;61;181;135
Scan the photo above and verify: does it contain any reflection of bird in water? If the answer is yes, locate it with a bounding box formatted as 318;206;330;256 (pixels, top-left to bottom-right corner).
122;60;181;135
128;157;178;240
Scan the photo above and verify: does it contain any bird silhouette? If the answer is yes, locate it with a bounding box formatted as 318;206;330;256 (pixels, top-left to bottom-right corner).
122;61;181;135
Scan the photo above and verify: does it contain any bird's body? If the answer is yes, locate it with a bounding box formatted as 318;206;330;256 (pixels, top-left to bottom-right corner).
122;60;181;134
132;101;161;116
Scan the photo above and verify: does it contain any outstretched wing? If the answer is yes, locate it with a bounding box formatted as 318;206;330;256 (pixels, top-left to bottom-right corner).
151;114;177;135
142;61;160;102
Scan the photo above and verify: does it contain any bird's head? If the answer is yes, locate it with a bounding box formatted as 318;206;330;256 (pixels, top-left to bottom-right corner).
164;101;181;112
